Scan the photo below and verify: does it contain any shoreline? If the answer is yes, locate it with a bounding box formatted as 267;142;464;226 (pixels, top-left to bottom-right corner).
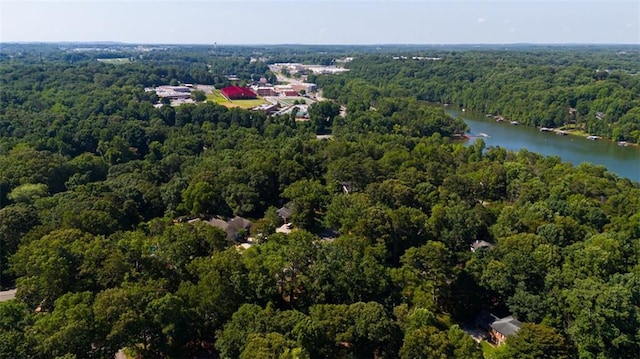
455;107;639;149
554;126;639;148
443;105;640;150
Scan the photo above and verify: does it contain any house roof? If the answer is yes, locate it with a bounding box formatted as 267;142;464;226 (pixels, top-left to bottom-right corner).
471;240;494;252
207;218;229;231
475;310;522;337
206;216;252;241
475;310;499;331
277;206;292;219
490;316;522;337
226;216;252;234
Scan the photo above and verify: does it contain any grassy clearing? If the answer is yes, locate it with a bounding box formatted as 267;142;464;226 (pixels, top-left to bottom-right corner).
558;124;590;137
481;341;505;359
206;90;268;109
206;91;230;104
557;124;639;146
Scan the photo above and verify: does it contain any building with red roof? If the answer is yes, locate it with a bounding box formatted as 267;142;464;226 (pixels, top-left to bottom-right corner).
220;86;257;100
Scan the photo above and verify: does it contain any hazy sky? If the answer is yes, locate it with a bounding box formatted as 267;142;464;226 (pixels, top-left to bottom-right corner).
1;0;638;44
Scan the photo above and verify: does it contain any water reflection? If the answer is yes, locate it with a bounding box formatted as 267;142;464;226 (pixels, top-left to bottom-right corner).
446;109;640;182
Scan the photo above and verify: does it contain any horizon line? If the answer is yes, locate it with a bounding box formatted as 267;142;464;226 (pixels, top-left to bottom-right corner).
2;41;639;47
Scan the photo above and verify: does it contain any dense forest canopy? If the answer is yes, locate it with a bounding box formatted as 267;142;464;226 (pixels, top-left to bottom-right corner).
0;44;639;359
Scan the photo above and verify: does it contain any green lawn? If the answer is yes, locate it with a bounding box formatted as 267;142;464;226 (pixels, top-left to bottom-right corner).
206;90;268;109
481;341;505;359
556;125;639;147
558;124;590;137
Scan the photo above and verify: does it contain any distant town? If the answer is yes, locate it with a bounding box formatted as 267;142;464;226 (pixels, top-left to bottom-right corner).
144;62;349;120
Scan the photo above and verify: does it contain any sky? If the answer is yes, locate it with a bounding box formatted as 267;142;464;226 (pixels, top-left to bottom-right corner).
0;0;638;45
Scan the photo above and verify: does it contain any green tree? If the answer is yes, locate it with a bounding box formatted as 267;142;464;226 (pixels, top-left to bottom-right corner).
192;90;207;102
7;183;49;204
308;302;399;358
93;282;190;358
428;202;484;252
12;229;95;310
282;179;329;230
215;304;265;359
309;101;340;134
400;325;450;359
266;231;317;308
0;300;34;358
0;204;39;287
30;292;102;359
216;303;310;359
177;249;250;343
180;181;221;216
499;323;568;359
447;325;483;359
240;332;309;359
563;277;640;358
306;237;390;305
392;241;455;310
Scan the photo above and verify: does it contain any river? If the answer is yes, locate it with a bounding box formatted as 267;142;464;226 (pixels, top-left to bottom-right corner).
445;109;640;182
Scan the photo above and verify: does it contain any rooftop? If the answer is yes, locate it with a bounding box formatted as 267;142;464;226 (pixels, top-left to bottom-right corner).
471;240;494;252
220;85;257;99
206;216;253;242
490;316;522;337
277;206;292;219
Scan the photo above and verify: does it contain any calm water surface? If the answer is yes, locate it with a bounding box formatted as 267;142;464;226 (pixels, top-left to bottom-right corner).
446;109;640;182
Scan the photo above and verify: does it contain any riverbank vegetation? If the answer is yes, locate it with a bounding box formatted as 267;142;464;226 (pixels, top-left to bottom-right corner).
316;47;640;142
0;44;639;359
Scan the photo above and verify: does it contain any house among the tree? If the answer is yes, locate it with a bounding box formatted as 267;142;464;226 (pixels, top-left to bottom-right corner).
206;216;252;242
277;205;293;223
340;181;354;194
475;310;522;345
470;240;494;252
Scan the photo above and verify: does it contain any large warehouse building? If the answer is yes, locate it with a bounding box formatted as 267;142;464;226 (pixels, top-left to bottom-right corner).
220;86;257;100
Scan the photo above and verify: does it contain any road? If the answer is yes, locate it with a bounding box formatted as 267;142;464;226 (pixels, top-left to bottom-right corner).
0;289;17;302
270;67;347;117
